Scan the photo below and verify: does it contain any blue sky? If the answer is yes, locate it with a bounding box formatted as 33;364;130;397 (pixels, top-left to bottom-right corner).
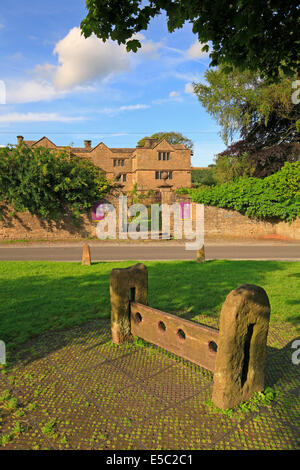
0;0;226;166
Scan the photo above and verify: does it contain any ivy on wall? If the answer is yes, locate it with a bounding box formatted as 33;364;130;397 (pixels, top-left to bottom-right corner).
178;161;300;222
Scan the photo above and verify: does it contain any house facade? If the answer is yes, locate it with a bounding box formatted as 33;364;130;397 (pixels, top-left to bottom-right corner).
16;135;191;192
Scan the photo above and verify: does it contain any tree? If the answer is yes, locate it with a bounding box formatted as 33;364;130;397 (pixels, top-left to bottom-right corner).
194;66;300;177
0;145;111;221
81;0;300;79
137;131;193;150
213;153;255;183
191;168;216;187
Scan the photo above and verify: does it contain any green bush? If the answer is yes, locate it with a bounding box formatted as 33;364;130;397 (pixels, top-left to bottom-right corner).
0;144;111;221
189;161;300;222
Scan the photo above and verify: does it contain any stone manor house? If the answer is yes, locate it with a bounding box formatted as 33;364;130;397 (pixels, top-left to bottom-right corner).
17;135;191;193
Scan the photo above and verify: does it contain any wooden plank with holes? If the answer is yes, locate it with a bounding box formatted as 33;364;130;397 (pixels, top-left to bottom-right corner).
130;302;219;372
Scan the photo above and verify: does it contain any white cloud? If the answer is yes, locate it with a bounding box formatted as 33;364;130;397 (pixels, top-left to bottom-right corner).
0;112;84;123
185;83;195;94
98;103;150;116
33;63;57;80
6;80;64;104
163;46;185;56
152;91;183;105
5;27;162;104
168;91;182;102
52;27;130;90
119;104;149;111
187;41;210;59
172;71;203;82
132;33;162;59
6;68;96;104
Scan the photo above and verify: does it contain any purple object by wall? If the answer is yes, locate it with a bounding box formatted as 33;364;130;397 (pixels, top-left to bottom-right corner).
92;202;105;221
180;202;191;219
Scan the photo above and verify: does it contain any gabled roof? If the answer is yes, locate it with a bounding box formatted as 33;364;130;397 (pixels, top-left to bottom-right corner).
91;141;112;153
18;136;188;155
31;136;57;147
151;138;176;151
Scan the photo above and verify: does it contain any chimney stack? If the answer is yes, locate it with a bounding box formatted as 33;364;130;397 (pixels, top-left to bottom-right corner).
17;135;24;145
84;140;92;149
143;138;157;148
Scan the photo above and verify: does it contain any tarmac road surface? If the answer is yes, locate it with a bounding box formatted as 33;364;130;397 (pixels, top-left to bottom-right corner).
0;243;299;261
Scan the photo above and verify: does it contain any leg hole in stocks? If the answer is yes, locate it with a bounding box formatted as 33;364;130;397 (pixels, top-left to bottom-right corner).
134;312;142;323
177;329;186;341
208;341;218;353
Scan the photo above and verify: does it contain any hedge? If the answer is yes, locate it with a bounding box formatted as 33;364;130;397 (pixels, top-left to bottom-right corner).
184;161;300;222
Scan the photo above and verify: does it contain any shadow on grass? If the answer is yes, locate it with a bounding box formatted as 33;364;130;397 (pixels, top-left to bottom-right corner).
265;339;300;392
0;259;298;365
147;260;289;323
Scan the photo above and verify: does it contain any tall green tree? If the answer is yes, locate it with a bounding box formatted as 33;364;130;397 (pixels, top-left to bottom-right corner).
194;67;300;177
137;131;193;150
81;0;300;79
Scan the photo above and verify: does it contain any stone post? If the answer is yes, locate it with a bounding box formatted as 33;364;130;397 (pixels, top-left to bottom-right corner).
196;245;205;263
159;184;174;204
212;284;270;409
110;263;148;344
82;243;91;266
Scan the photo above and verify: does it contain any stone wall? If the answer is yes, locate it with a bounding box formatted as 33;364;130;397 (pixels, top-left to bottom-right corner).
0;202;299;241
0;205;97;241
198;205;300;241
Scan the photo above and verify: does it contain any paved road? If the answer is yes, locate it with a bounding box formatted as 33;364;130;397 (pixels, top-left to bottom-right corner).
0;244;299;261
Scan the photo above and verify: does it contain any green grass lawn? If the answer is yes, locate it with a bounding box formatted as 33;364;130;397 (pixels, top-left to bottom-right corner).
0;260;299;353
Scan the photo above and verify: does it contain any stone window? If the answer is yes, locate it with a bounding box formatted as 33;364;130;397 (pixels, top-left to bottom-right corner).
113;159;125;166
158;152;170;161
155;171;172;180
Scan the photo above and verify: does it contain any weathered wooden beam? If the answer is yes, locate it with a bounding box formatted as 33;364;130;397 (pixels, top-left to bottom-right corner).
131;302;219;371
